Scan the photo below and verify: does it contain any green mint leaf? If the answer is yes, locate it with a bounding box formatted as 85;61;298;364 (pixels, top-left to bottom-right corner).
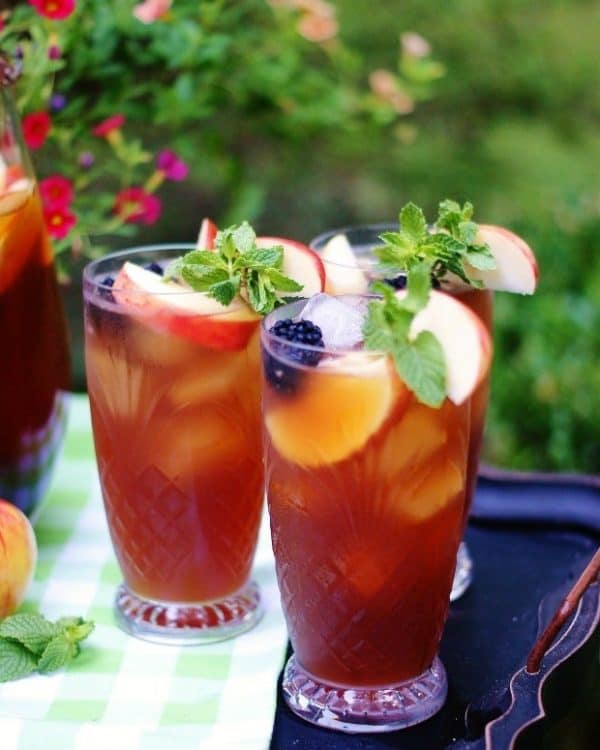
237;246;283;270
232;221;256;254
394;332;446;407
181;265;229;291
246;271;278;315
399;202;427;242
37;634;77;674
162;257;183;281
265;268;303;292
0;614;59;655
208;278;239;306
0;639;38;682
60;618;95;644
178;250;224;268
404;261;432;313
458;220;478;246
466;243;496;270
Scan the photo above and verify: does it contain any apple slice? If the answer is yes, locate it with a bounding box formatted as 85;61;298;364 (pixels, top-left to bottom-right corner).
321;233;370;295
464;224;538;294
265;354;409;467
256;236;325;298
0;176;32;216
113;261;259;351
196;217;218;250
400;289;492;405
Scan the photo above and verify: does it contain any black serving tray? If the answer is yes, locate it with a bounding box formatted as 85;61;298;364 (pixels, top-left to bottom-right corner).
269;468;600;750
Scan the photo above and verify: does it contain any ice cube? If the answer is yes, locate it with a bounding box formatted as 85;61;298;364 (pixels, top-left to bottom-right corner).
300;293;365;349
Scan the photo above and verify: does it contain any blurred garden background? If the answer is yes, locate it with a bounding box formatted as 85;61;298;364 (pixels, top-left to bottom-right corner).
3;0;599;473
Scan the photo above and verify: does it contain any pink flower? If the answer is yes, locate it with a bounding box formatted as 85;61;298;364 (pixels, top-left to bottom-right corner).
114;187;161;225
133;0;171;24
156;150;189;181
48;44;62;60
28;0;75;21
23;111;52;149
92;114;125;138
40;175;74;209
44;206;76;239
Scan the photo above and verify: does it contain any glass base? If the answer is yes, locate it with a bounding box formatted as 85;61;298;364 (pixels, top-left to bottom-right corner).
450;541;474;602
282;655;447;733
114;580;262;645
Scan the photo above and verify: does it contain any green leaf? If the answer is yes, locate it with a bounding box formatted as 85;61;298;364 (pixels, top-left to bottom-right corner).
0;639;38;682
0;614;58;655
404;261;432;313
399;202;427;242
37;635;77;674
238;246;283;270
232;222;256;254
394;332;446;407
61;619;95;644
181;265;229;290
208;278;239;306
466;243;497;270
179;250;224;268
458;220;478;245
266;268;303;292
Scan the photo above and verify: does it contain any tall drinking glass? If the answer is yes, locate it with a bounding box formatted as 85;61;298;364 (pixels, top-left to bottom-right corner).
83;246;264;643
262;297;473;732
311;225;493;600
0;76;70;517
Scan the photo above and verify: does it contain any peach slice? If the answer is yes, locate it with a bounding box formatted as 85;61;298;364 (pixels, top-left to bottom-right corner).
196;217;218;250
465;224;538;294
401;289;492;405
321;233;370;295
0;177;33;217
256;236;325;298
113;261;259;351
265;355;408;467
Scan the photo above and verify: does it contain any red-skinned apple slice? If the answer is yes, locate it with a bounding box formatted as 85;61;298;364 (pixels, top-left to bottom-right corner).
399;289;492;405
464;224;538;294
113;262;259;352
256;236;325;297
196;217;218;250
321;233;370;295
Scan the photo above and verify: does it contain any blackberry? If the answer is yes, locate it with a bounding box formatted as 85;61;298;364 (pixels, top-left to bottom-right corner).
383;274;407;290
264;319;325;394
98;275;115;302
144;262;164;276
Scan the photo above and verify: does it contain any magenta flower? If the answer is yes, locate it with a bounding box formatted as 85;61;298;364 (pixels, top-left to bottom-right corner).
29;0;76;21
23;111;52;149
92;114;125;138
156;150;189;181
48;45;62;60
114;187;161;225
44;206;77;239
40;175;74;209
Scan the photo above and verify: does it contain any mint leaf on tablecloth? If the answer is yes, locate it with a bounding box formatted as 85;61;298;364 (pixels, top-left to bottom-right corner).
0;613;59;655
0;639;37;682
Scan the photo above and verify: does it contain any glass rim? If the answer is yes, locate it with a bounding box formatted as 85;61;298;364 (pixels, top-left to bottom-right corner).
261;293;386;359
83;243;211;297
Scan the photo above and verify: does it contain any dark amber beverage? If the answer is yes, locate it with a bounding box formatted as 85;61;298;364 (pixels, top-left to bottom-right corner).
84;247;264;643
0;176;70;516
311;225;494;600
261;295;487;732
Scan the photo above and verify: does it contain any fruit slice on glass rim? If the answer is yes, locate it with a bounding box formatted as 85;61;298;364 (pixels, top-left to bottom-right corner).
319;224;538;296
256;236;326;299
113;262;260;352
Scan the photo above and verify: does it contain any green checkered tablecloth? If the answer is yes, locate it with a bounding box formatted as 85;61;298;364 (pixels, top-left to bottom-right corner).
0;395;288;750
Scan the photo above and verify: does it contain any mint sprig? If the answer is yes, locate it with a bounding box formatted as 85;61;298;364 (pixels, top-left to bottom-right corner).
363;263;446;407
0;613;94;682
165;222;303;315
374;199;496;286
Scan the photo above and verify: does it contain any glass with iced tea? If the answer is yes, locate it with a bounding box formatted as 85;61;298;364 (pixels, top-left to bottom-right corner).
83;225;326;642
84;246;265;643
262;290;492;732
311;218;537;599
0;75;70;516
